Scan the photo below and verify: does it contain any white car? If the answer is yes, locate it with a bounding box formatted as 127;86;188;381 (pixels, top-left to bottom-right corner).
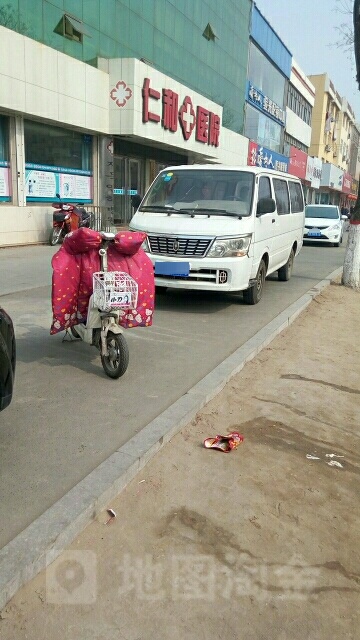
304;204;347;247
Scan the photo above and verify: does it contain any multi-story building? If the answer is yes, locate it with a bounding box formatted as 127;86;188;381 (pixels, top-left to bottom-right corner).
308;73;358;206
309;74;342;164
336;98;354;171
244;5;291;171
284;60;315;156
284;61;319;204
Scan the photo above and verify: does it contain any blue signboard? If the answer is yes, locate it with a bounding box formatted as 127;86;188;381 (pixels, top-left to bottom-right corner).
246;81;286;127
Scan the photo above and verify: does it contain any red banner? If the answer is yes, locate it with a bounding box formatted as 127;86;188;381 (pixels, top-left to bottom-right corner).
247;141;258;166
342;172;352;194
288;146;307;180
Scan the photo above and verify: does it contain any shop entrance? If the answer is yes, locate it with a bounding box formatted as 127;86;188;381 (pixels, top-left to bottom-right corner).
113;156;143;225
113;137;188;225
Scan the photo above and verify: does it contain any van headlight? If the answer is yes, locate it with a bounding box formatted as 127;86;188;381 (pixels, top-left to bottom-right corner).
141;235;150;251
129;227;149;251
207;235;252;258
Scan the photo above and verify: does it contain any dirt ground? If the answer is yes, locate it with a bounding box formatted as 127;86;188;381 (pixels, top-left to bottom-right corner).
1;282;360;640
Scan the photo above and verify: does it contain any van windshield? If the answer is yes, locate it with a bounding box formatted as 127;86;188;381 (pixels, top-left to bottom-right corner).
140;169;254;217
305;206;339;219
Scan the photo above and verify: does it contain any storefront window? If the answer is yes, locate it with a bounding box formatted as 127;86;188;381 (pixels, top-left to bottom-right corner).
24;120;92;171
23;121;93;203
0;115;11;201
245;43;286;155
244;105;282;153
316;192;330;204
248;43;286;107
0;115;9;162
284;133;308;156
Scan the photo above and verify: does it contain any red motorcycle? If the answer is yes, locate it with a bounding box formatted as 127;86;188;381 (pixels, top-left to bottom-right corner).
49;196;91;246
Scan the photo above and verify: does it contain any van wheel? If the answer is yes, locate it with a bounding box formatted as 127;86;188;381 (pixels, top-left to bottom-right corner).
278;249;294;281
243;259;266;305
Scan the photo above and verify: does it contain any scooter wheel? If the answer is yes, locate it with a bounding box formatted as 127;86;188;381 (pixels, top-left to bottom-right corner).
100;331;129;379
70;326;81;338
49;228;62;245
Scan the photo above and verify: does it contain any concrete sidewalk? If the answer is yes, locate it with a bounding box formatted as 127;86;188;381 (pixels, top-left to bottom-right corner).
1;273;360;639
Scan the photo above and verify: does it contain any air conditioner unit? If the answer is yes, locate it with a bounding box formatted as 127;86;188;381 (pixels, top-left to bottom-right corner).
333;152;337;157
325;145;331;152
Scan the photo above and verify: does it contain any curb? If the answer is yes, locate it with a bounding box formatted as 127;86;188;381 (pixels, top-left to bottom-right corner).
0;267;343;610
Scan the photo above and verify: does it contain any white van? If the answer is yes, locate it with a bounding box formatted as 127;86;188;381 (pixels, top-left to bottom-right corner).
130;165;305;304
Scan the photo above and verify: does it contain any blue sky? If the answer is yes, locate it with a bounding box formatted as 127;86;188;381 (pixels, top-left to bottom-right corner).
253;0;359;121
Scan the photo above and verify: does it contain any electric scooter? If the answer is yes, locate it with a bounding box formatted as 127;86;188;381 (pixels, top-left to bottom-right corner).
49;195;91;246
69;232;137;379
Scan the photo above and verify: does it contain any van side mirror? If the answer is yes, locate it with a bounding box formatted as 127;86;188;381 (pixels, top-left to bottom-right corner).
257;197;276;216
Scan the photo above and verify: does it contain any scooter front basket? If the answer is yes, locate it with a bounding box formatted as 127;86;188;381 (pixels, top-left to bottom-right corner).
92;271;138;311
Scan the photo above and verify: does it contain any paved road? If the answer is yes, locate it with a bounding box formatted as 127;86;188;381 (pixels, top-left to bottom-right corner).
0;239;346;548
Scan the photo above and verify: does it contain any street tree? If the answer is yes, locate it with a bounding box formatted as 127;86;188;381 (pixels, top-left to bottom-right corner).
340;0;360;289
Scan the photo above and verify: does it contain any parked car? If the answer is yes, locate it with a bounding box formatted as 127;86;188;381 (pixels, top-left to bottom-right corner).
0;306;16;411
304;204;347;247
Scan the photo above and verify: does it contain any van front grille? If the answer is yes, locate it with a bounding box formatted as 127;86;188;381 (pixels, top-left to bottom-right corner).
148;235;212;257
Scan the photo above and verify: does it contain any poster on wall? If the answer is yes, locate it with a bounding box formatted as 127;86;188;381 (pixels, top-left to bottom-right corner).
0;166;11;200
73;175;92;200
26;169;57;198
60;173;77;199
257;113;281;151
25;164;93;202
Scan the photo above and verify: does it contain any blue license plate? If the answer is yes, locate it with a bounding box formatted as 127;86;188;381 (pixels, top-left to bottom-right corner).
155;261;190;277
308;231;321;237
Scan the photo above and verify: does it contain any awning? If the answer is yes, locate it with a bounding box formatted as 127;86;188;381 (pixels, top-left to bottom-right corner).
65;15;91;37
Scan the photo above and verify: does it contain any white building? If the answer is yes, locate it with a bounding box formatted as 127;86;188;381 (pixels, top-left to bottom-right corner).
0;26;249;246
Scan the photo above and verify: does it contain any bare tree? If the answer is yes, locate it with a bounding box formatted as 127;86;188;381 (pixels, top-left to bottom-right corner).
334;0;355;55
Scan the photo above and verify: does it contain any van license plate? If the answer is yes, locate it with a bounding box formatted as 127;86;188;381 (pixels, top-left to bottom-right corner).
155;261;190;277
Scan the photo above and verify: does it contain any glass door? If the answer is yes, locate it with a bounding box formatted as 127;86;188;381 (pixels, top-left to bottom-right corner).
113;156;142;225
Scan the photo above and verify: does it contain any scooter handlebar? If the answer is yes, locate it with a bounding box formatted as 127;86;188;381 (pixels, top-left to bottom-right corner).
100;231;115;241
